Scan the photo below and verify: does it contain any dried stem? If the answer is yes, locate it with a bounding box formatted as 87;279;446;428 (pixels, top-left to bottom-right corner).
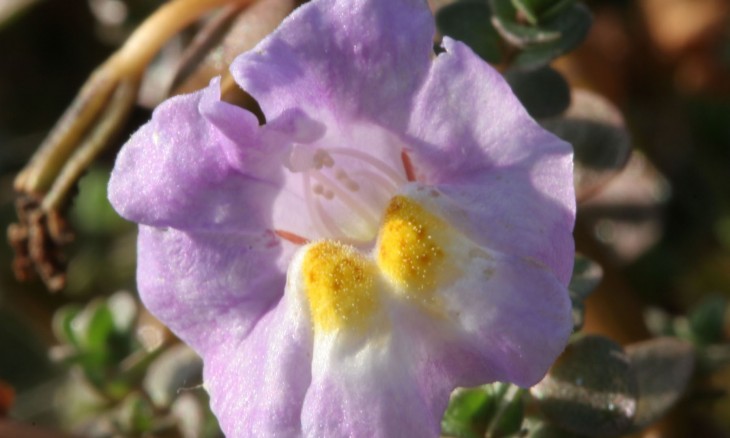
113;0;244;77
10;0;252;291
42;78;140;211
14;0;249;198
13;70;117;195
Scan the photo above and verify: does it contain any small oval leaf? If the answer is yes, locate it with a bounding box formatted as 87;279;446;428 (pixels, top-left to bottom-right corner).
569;254;603;301
108;291;138;334
512;4;592;69
487;386;525;438
531;335;638;437
505;66;571;119
437;1;503;63
73;300;115;355
523;418;584;438
511;0;576;25
567;254;602;332
541;89;631;201
144;344;203;408
442;386;495;438
52;304;82;347
688;295;728;345
626;337;695;429
171;393;206;438
490;0;561;48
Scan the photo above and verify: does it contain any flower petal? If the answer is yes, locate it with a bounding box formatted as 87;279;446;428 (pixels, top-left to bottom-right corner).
301;326;448;438
203;297;313;437
408;39;575;284
136;226;295;353
373;191;572;388
231;0;434;131
438;246;573;387
109;79;307;235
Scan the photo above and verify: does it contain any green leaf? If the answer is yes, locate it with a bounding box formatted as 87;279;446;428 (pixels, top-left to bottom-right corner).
490;0;561;47
442;387;495;438
108;291;138;334
68;297;140;396
688;295;727;345
569;254;603;301
512;4;593;69
504;66;570;119
626;337;695;430
486;385;525;438
570;300;586;334
531;335;638;437
566;254;602;332
72;300;116;355
52;304;82;347
643;307;677;338
436;1;503;63
522;417;584;437
541;89;631;201
71;166;132;235
117;392;156;434
69;300;116;389
144;345;203;408
171;393;206;438
511;0;576;25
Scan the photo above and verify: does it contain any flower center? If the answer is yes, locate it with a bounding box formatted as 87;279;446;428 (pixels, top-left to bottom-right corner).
290;144;409;244
298;195;464;334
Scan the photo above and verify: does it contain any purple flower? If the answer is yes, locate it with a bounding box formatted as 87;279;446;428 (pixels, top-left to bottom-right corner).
108;0;575;436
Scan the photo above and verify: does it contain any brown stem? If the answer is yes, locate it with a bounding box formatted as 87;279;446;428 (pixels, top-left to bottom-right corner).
42;78;139;211
14;0;250;196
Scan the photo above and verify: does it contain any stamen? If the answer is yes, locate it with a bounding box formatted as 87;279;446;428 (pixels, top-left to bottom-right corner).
353;169;399;195
312;150;323;169
327;147;406;186
314;198;349;239
303;173;336;238
322;154;335;168
333;168;359;192
313;149;335;169
304;173;352;240
401;150;417;182
309;171;380;225
344;180;360;192
275;229;309;245
294;145;411;243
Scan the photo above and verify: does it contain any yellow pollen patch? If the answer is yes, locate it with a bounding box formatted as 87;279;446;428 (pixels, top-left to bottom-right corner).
377;196;452;296
302;241;379;332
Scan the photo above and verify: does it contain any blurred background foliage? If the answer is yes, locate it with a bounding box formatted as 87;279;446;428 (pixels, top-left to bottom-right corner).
0;0;729;436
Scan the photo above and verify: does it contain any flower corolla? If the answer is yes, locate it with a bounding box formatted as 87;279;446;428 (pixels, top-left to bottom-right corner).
108;0;576;436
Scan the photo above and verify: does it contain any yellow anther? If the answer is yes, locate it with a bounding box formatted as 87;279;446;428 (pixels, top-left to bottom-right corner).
302;241;380;332
376;196;453;297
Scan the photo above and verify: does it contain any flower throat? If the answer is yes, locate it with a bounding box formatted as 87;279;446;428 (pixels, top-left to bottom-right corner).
288;145;414;244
